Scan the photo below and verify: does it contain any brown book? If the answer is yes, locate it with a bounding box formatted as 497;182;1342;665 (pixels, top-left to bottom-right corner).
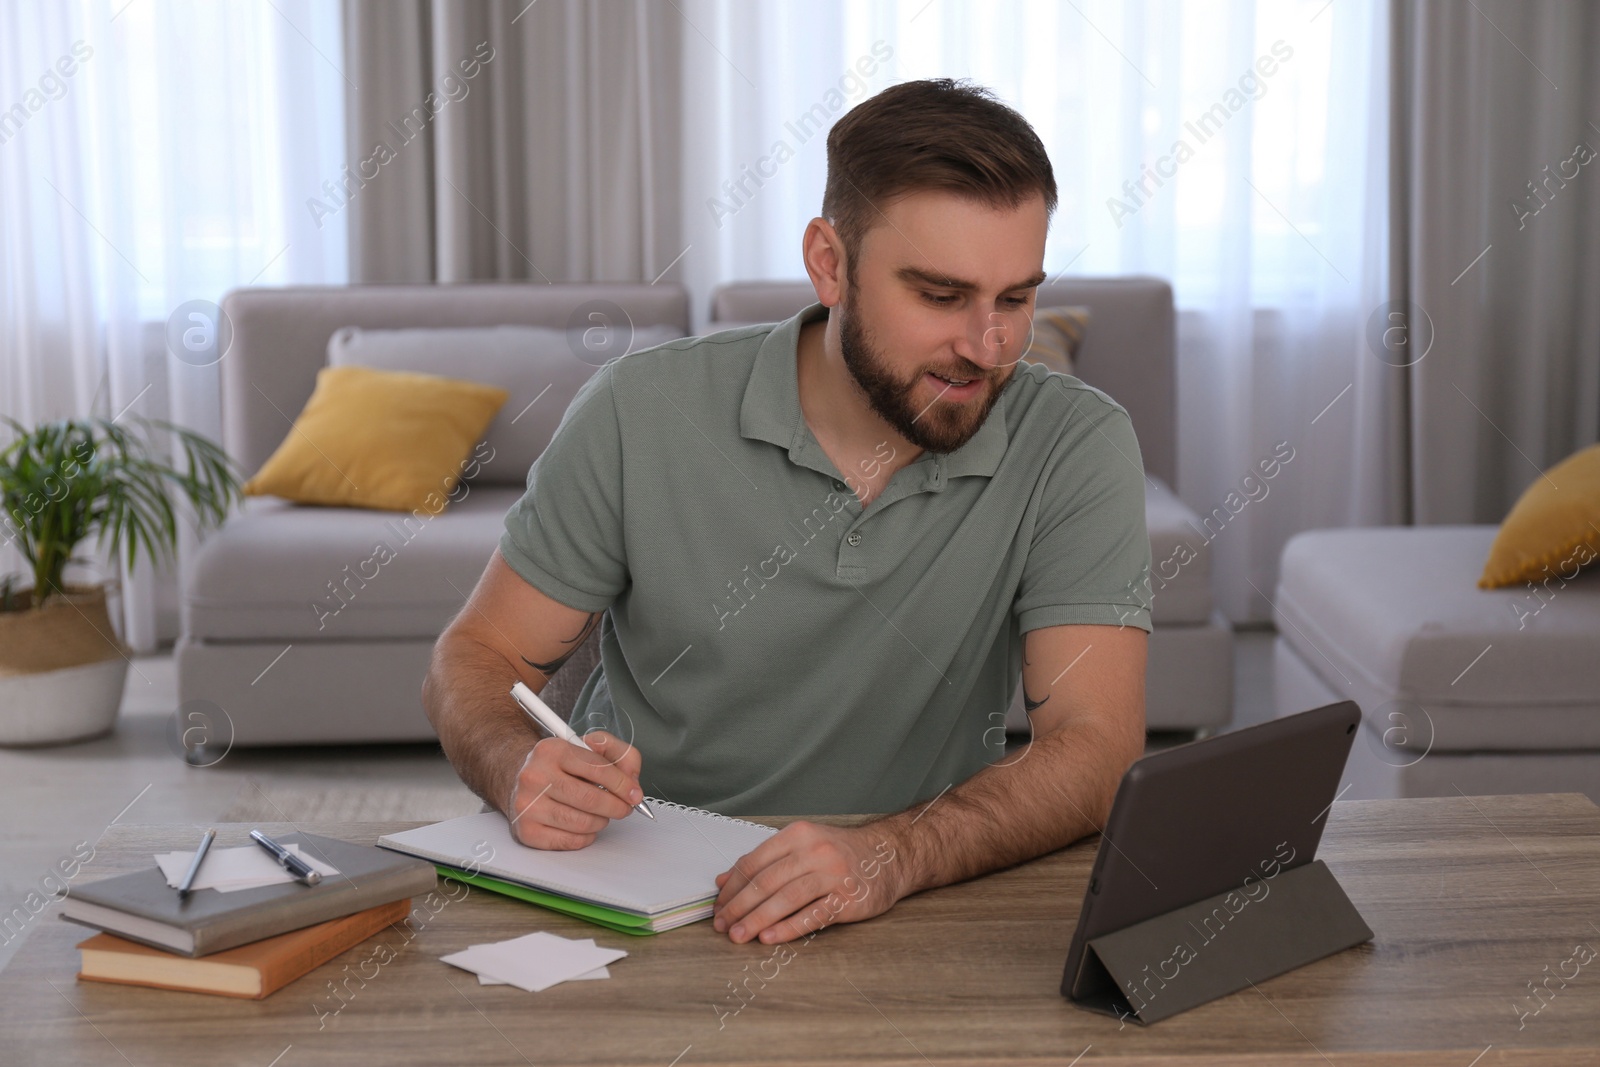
76;897;410;999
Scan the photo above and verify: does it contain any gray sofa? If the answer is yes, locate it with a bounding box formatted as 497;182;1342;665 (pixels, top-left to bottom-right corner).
1274;526;1600;802
178;284;690;744
179;278;1230;745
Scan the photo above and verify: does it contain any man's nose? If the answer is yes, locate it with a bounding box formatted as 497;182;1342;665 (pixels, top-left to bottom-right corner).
952;308;1013;371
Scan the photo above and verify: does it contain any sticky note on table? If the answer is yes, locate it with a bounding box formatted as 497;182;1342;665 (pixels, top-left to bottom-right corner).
442;931;627;992
476;938;611;983
480;965;609;984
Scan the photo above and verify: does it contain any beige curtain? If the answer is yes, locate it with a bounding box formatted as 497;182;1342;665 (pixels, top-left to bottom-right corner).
341;0;684;286
1392;0;1600;524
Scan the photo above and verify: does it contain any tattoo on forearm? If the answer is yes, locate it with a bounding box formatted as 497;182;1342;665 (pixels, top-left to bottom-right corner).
1022;635;1040;708
521;613;600;677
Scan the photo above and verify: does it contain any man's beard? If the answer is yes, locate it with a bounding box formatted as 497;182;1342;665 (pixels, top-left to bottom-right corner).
837;297;1009;454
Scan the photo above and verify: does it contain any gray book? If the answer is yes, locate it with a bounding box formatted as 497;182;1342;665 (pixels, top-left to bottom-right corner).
60;832;437;957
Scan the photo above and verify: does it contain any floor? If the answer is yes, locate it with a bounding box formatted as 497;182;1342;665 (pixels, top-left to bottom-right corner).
0;630;1277;972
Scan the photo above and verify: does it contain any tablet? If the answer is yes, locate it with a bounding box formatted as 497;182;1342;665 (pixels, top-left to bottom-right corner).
1060;700;1361;1013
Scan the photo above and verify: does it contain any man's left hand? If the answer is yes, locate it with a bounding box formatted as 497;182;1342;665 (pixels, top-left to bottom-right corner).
712;821;906;944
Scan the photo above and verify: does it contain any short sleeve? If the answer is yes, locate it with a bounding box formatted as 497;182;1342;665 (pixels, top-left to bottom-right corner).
1013;390;1153;634
499;365;628;612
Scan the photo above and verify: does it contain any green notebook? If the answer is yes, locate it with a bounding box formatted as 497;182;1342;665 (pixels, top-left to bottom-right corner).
378;804;779;935
435;866;694;936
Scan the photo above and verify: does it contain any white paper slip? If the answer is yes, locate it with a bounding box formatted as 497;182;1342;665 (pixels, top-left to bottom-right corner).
155;843;340;893
478;938;609;983
441;931;627;993
479;968;609;984
480;965;609;983
444;933;625;992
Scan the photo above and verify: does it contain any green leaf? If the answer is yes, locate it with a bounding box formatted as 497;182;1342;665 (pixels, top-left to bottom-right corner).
0;415;242;606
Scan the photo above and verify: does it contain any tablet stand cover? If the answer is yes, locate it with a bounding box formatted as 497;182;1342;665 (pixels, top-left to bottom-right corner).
1071;860;1372;1025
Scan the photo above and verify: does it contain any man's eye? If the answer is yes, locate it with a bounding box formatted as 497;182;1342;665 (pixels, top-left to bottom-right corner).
1002;296;1029;307
922;292;958;306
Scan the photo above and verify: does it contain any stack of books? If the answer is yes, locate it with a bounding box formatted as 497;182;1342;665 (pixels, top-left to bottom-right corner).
63;831;436;999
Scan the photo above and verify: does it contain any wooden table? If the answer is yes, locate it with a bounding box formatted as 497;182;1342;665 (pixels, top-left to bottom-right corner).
4;794;1600;1066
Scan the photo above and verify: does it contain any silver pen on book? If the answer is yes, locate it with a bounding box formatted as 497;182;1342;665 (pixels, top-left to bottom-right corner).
249;829;323;886
509;681;655;820
176;828;216;898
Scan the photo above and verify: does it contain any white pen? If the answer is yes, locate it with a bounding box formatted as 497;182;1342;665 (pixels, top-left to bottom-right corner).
509;681;655;820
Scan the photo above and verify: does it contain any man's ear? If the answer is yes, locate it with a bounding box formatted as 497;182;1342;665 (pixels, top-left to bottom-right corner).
801;216;848;308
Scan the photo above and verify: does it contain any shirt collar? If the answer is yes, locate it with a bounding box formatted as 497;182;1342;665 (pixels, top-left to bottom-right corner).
738;302;1009;485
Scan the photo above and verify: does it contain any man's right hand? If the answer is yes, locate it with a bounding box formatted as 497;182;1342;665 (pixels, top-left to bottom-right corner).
423;553;641;852
506;730;644;850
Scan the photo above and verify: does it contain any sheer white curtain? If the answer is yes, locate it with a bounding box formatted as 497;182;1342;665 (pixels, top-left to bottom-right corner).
676;0;1393;622
4;0;1393;635
0;0;347;649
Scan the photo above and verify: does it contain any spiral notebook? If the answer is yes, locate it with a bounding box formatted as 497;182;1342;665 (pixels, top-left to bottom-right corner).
376;800;778;935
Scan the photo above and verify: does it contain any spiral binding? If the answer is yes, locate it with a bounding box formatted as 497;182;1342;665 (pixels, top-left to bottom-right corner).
643;797;776;833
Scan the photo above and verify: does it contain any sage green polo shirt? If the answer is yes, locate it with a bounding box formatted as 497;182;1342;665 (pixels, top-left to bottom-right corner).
500;302;1151;817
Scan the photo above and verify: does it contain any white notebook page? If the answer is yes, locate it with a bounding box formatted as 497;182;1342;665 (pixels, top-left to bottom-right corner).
377;800;778;916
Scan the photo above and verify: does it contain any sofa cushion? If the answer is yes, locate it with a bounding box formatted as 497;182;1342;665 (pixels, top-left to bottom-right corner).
1276;526;1600;749
185;486;523;641
1478;442;1600;588
1021;306;1089;377
1145;476;1213;625
242;365;508;512
328;324;684;487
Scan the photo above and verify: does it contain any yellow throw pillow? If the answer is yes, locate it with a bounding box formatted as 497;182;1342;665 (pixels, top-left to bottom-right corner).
1022;306;1090;376
1478;443;1600;588
243;365;508;513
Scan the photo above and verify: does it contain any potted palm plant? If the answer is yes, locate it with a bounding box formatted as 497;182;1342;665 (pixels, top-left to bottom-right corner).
0;416;238;745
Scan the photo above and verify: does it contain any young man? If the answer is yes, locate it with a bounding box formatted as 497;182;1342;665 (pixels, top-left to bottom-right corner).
423;79;1152;946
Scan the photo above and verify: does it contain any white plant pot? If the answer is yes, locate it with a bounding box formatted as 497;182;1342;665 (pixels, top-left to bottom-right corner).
0;658;129;746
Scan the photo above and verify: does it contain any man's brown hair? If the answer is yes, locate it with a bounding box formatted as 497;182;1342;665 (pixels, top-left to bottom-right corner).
822;78;1057;271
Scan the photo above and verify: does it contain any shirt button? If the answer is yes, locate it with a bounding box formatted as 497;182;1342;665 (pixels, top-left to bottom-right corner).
846;532;862;547
833;480;846;491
